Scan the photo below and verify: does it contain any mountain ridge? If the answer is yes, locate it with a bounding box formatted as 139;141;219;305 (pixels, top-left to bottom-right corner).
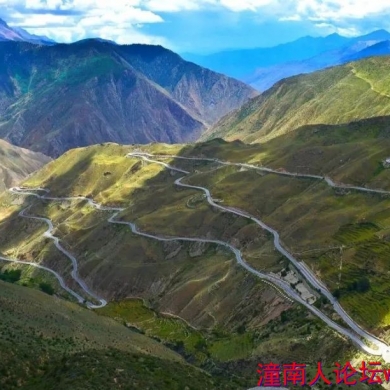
0;17;55;45
184;30;390;91
0;139;51;192
204;55;390;143
0;39;257;157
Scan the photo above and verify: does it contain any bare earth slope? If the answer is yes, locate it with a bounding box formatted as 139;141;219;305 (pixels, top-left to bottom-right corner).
0;139;51;191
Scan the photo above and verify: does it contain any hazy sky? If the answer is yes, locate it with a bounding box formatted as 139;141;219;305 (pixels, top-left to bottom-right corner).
1;0;390;53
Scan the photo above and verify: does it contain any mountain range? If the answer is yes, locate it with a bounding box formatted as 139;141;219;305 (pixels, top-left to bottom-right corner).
184;30;390;92
204;55;390;143
0;39;257;157
3;15;390;390
0;18;55;45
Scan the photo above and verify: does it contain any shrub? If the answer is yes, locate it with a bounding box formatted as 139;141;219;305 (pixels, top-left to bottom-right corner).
39;282;55;295
0;269;22;283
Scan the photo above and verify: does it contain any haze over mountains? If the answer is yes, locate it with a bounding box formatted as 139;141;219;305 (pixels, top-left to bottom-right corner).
3;12;390;389
184;30;390;91
0;18;54;45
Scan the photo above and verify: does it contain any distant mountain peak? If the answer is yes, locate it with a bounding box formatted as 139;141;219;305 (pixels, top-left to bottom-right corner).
0;17;55;44
358;29;390;40
328;32;342;37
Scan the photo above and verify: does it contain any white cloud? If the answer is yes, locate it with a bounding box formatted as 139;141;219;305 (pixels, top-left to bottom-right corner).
315;22;362;36
143;0;277;13
298;0;390;20
142;0;390;17
3;0;166;44
144;0;205;12
279;14;302;22
1;0;390;47
218;0;274;12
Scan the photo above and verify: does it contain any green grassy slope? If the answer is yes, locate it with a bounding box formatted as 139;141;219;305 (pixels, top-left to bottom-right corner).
0;280;228;389
0;139;389;387
192;117;390;191
203;56;390;143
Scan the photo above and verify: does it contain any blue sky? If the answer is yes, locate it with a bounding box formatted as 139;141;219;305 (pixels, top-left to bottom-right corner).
1;0;390;53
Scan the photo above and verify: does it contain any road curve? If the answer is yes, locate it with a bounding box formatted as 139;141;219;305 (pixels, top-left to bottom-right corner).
7;188;112;309
133;152;390;195
5;154;390;360
0;254;86;304
127;152;390;360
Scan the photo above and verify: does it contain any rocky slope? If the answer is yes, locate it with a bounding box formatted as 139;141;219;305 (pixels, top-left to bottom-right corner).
203;56;390;143
0;139;51;191
0;40;257;157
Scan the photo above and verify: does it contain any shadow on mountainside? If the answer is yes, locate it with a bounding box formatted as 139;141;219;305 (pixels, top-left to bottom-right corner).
119;138;390;338
0;155;97;300
1;138;390;373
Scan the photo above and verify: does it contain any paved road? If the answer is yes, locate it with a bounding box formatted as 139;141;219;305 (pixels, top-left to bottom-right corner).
7;188;112;309
127;152;390;361
5;154;390;360
133;152;390;195
0;254;86;304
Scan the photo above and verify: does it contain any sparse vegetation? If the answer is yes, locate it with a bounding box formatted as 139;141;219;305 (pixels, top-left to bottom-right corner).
0;135;389;387
204;56;390;143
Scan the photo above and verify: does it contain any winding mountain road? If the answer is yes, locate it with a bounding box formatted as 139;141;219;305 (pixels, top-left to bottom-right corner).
7;188;113;309
2;151;390;360
134;152;390;195
127;152;390;361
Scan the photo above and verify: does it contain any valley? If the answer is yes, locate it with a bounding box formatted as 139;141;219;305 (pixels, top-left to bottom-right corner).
1;11;390;388
1;132;390;387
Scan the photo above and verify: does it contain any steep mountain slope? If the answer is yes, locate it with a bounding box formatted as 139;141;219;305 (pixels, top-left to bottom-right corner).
0;40;257;157
0;139;51;191
0;142;360;386
204;56;390;143
183;129;390;332
0;18;54;44
0;280;236;389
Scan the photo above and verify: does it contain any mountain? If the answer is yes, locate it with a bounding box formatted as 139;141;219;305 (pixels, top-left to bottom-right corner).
344;39;390;62
183;33;352;80
0;18;55;45
184;30;390;91
0;141;367;387
0;139;51;191
204;56;390;143
247;30;390;91
0;280;236;389
0;40;257;157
